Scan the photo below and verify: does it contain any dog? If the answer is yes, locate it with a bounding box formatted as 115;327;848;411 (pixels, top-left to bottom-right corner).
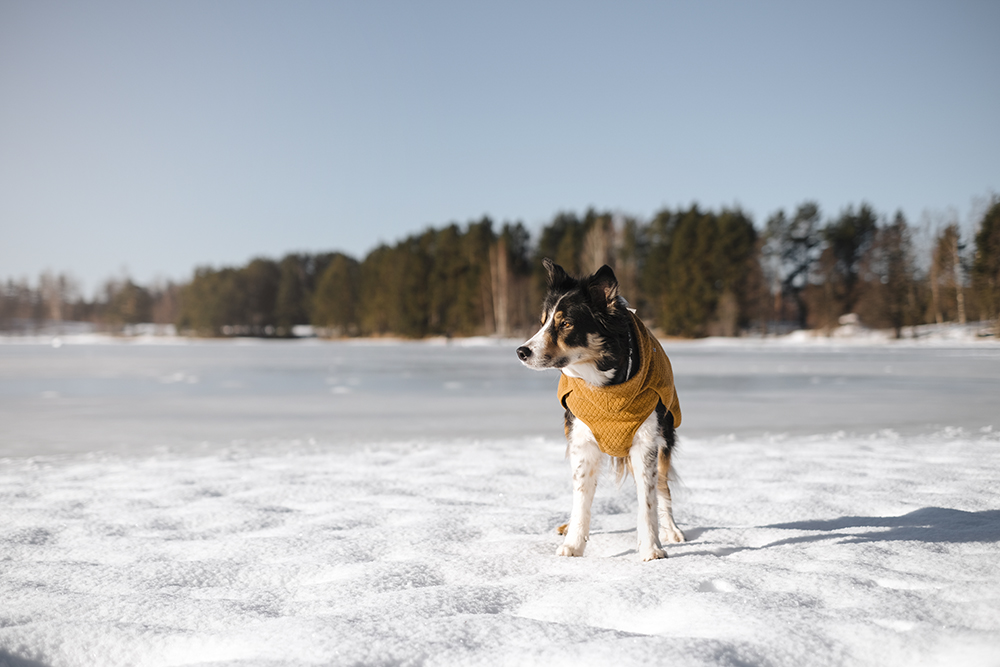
516;258;685;560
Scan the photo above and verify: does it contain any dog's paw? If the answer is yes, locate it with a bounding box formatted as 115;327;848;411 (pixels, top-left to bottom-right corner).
556;523;568;536
640;546;668;561
556;543;585;557
661;525;686;543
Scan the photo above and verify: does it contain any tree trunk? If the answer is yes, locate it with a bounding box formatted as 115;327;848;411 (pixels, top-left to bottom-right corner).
954;243;966;325
489;240;509;337
930;262;942;324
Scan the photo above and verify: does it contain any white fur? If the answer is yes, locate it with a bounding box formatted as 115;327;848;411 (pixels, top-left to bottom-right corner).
658;474;686;544
560;338;615;385
557;418;602;557
629;412;667;560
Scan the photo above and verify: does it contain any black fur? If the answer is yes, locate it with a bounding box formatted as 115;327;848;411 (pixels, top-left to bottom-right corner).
656;401;676;460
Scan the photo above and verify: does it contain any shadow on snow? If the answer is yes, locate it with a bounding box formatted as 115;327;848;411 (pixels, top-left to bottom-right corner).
0;651;50;667
676;507;1000;558
764;507;1000;547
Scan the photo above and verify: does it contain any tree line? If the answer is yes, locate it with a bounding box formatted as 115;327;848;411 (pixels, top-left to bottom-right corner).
0;272;180;333
3;198;999;338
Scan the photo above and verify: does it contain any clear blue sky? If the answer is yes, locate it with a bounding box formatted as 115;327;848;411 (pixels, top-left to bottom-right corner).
2;0;998;294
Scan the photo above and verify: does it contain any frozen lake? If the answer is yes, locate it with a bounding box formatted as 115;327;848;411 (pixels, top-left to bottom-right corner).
1;337;998;458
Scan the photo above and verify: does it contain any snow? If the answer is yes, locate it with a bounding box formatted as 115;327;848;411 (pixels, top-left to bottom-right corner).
1;335;999;666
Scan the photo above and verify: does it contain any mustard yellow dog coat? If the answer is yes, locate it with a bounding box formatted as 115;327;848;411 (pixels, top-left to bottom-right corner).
557;311;681;458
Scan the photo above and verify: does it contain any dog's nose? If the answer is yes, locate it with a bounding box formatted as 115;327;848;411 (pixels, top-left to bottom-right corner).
516;346;532;361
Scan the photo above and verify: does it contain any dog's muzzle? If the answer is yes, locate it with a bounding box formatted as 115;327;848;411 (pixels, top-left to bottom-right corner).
516;346;532;362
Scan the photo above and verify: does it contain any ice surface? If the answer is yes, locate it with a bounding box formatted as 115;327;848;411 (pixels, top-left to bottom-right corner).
2;335;998;457
1;336;999;666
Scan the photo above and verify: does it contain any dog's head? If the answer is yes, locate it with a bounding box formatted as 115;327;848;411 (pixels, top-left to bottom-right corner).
516;258;624;375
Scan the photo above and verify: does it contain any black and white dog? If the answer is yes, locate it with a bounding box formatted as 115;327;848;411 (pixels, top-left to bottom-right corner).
516;259;685;560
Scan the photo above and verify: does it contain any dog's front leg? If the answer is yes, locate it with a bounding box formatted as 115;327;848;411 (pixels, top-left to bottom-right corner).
631;419;667;561
558;420;602;557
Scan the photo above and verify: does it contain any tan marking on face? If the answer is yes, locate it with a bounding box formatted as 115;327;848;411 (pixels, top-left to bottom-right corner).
537;324;563;360
535;315;604;368
551;311;576;347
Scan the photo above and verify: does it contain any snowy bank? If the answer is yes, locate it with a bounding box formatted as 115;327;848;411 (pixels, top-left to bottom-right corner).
2;318;998;350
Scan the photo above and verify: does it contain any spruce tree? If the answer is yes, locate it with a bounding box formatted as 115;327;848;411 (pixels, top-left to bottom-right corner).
972;199;1000;334
312;253;360;336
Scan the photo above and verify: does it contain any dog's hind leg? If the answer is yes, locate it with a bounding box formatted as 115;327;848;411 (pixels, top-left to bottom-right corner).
655;407;686;544
631;414;666;561
657;449;686;544
558;417;602;557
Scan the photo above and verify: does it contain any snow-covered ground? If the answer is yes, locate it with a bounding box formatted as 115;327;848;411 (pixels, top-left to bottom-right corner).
1;334;999;666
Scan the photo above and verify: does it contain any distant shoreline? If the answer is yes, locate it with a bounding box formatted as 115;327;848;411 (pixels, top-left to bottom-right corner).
2;320;997;348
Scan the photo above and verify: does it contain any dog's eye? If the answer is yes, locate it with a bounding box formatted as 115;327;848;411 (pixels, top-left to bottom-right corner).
559;320;572;329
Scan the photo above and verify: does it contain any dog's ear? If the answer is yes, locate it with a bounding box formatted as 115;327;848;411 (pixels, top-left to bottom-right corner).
587;265;619;309
543;258;573;289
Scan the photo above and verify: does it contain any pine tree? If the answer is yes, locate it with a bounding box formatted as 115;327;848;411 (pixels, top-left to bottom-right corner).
357;245;395;336
649;206;756;337
103;278;154;327
857;212;918;337
242;259;281;334
275;255;310;335
809;204;879;327
972;198;1000;334
312;253;360;336
461;217;497;335
536;212;586;289
615;216;647;312
762;202;822;328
